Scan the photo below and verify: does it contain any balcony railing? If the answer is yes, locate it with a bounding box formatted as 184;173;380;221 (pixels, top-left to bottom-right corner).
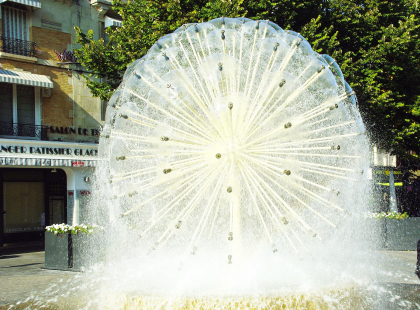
0;123;48;140
0;36;37;58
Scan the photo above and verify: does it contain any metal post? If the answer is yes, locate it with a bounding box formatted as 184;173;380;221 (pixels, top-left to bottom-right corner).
389;170;398;212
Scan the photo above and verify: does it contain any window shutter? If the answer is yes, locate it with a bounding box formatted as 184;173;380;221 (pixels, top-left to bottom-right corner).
2;6;28;41
17;85;35;126
0;83;13;123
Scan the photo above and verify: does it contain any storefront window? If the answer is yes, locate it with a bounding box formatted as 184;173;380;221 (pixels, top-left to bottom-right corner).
1;169;67;243
3;182;45;233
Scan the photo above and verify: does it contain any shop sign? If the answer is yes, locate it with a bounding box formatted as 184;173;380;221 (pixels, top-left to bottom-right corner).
0;145;98;157
67;190;74;225
0;158;96;167
5;227;44;233
373;170;402;175
48;126;100;137
0;141;98;166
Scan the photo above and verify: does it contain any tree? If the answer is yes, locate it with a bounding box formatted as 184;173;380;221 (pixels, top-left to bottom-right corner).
244;0;420;164
75;0;244;100
75;0;420;164
323;1;420;166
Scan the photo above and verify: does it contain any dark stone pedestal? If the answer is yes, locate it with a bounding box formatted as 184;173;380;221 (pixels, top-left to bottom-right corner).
385;218;420;250
44;232;70;270
44;232;103;271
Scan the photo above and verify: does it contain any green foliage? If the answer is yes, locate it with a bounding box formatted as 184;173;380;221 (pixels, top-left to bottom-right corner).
75;0;245;100
75;0;420;165
46;223;103;235
369;211;410;220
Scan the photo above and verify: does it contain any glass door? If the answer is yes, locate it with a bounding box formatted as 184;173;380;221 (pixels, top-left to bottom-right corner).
49;196;65;224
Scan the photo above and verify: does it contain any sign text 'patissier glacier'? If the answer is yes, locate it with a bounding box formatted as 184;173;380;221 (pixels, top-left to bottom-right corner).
0;145;98;156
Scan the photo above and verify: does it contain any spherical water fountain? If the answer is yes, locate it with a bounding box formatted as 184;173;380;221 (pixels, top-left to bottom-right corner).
90;17;383;309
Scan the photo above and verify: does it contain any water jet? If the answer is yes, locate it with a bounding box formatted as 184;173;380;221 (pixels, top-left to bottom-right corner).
48;17;418;310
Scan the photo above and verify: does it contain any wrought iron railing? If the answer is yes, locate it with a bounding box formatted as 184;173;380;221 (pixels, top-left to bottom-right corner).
0;123;48;140
0;36;37;57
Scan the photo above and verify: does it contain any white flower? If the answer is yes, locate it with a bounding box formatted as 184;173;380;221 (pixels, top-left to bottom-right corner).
46;223;103;234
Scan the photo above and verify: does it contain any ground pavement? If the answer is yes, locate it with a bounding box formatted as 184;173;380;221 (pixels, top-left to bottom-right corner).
0;244;419;309
0;244;77;308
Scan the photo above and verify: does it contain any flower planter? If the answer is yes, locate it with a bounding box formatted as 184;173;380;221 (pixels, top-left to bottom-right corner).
384;218;420;251
365;219;387;250
45;224;104;271
44;231;70;270
71;233;103;271
366;217;420;250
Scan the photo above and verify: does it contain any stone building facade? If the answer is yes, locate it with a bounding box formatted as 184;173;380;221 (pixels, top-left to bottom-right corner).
0;0;119;245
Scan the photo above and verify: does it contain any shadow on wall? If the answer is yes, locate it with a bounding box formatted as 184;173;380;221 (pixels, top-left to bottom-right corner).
73;104;102;143
41;70;73;130
72;71;103;143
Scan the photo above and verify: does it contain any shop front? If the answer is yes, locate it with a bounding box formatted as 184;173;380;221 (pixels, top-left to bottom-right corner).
0;138;98;246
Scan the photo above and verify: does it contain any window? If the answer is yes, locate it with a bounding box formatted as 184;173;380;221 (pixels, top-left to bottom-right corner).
1;4;36;57
17;85;36;125
99;22;109;45
0;83;13;124
0;83;42;139
101;100;107;121
100;14;122;44
2;5;28;41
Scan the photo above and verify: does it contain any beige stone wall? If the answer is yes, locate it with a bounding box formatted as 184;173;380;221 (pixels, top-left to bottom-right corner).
31;26;71;62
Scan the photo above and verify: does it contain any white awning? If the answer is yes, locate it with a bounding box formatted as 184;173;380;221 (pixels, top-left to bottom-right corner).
0;69;53;88
105;16;122;28
0;0;41;8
